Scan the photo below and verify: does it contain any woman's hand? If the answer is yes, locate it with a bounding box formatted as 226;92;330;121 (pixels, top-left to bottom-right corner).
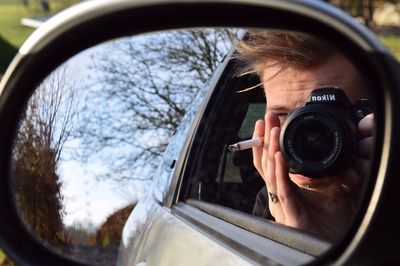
251;112;373;240
355;113;374;178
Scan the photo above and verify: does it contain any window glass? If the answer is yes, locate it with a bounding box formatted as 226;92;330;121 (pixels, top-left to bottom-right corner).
184;74;265;213
183;30;375;245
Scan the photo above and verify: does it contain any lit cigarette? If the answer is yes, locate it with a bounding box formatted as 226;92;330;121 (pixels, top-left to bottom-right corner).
228;137;264;152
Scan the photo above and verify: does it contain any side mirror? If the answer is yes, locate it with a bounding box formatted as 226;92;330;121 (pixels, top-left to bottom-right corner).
1;0;399;265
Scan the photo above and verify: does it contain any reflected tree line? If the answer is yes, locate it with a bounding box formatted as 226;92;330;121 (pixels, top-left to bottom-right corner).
12;65;77;249
11;29;239;255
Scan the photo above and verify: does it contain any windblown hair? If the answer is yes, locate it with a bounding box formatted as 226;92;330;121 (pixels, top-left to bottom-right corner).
235;31;337;79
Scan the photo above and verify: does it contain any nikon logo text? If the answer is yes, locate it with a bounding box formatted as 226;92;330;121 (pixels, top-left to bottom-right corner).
311;94;336;101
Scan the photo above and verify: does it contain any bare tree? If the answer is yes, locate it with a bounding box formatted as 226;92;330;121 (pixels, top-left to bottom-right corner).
78;28;240;182
12;65;78;249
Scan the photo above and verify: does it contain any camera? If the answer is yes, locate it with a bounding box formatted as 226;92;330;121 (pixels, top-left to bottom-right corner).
279;87;371;177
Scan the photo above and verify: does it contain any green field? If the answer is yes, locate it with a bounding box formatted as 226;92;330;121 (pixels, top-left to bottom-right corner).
0;1;32;72
0;0;80;72
0;0;80;45
380;35;400;59
0;2;34;48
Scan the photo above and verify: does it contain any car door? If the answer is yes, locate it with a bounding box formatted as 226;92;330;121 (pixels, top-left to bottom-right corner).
118;46;330;265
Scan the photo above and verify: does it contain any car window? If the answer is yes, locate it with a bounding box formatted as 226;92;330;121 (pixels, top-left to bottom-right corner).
218;103;265;185
181;66;266;214
178;30;375;258
177;60;334;259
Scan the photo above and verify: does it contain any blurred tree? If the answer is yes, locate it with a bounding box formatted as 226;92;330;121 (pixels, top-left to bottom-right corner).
63;221;96;246
40;0;50;13
22;0;81;14
95;204;135;247
79;28;240;182
327;0;400;27
12;65;78;249
327;0;375;26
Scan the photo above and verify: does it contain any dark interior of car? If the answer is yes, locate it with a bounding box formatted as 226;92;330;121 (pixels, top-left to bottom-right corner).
182;57;266;214
176;54;333;258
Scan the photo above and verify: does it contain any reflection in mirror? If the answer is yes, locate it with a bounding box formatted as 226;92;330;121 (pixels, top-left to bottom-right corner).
11;28;241;265
186;29;375;244
10;26;376;264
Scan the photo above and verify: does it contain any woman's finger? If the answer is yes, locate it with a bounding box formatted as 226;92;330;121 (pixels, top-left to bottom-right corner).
353;157;370;179
265;127;280;195
358;113;374;138
275;151;301;223
262;112;280;185
357;136;373;159
252;119;265;177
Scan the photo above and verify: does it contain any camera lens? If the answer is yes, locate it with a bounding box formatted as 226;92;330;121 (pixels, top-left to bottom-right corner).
280;107;354;177
280;88;360;177
293;121;334;162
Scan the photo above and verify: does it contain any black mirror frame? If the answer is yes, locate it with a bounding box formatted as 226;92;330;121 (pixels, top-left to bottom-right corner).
0;0;399;265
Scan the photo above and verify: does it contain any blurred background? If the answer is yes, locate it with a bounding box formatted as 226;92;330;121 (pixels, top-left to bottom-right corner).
1;0;399;265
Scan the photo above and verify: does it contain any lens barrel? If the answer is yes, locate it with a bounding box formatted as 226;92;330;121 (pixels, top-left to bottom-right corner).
280;105;357;177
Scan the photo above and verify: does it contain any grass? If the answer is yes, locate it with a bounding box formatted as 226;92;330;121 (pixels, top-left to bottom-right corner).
380;35;400;60
0;0;80;47
0;2;33;72
0;0;80;72
0;2;35;48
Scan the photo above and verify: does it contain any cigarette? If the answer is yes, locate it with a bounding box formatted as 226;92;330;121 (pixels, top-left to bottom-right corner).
228;137;264;152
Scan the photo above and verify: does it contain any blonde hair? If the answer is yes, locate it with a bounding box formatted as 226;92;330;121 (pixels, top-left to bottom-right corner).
235;31;337;80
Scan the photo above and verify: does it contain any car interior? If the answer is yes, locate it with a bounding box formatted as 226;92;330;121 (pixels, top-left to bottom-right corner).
182;56;267;215
177;56;332;256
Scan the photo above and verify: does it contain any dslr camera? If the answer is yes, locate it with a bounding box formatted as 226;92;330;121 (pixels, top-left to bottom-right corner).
279;87;371;177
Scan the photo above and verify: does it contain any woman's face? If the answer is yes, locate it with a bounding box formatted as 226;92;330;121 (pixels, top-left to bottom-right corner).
262;53;366;191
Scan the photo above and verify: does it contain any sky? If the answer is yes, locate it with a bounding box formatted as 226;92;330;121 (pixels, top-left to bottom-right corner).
32;28;236;230
50;38;151;230
59;153;147;229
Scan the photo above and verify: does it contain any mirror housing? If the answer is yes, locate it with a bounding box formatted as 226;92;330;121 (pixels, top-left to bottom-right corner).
1;0;399;265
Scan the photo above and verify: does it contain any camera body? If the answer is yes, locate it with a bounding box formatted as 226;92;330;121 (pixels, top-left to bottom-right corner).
279;87;371;178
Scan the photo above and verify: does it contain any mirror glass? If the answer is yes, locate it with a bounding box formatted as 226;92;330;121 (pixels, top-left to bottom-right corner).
11;28;242;265
181;29;375;244
10;27;375;264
